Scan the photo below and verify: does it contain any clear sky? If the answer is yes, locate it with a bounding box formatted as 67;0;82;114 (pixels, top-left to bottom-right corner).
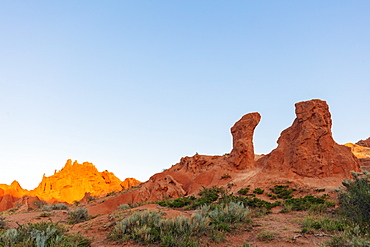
1;1;369;190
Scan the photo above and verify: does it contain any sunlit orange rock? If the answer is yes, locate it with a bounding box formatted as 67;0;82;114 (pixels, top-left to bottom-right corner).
30;160;125;204
345;142;370;170
121;178;141;189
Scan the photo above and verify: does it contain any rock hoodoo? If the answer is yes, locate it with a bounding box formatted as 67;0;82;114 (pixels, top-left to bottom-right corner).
228;112;261;170
256;99;360;178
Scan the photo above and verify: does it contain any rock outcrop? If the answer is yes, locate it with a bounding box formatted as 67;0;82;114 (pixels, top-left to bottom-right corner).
89;99;363;215
256;99;360;178
121;178;141;189
30;160;128;204
356;137;370;148
228;112;261;170
0;160;140;212
345;142;370;171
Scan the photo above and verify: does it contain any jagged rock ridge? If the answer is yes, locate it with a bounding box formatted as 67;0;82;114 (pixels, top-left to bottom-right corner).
0;160;140;211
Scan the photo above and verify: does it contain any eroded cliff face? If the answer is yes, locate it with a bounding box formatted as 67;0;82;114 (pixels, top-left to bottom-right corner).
30;160;127;203
256;99;360;178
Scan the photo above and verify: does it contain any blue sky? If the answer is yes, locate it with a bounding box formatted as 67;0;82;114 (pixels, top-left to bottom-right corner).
1;1;369;189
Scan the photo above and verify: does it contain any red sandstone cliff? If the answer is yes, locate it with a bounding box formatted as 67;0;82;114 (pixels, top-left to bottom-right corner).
256;99;360;179
89;99;361;215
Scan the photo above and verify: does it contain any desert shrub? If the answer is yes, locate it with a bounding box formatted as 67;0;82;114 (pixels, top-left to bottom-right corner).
117;204;131;210
282;195;326;212
68;207;90;224
302;216;346;233
33;200;47;209
158;186;227;209
237;188;250;195
269;185;294;199
252;188;264;194
257;230;275;242
324;225;370;247
110;210;162;244
39;212;51;217
111;201;251;245
207;202;250;224
337;171;370;232
0;221;90;246
42;203;69;211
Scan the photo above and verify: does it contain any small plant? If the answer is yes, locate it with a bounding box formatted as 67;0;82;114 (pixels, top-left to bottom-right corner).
269;185;294;199
33;200;47;209
282;195;326;212
315;188;326;192
39;212;51;217
237;188;250;195
117;204;131;210
257;230;275;242
0;221;91;246
68;207;90;224
253;188;264;194
220;173;231;179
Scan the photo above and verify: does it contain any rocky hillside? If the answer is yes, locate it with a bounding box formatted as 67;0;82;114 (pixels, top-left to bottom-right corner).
89;99;360;215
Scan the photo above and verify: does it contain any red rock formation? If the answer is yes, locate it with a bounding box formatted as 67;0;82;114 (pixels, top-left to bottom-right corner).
30;160;126;204
345;143;370;171
256;99;360;178
121;178;141;189
89;99;363;216
356;137;370;148
228;112;261;170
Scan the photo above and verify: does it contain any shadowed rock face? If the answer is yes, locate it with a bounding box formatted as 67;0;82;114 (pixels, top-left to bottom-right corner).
356;137;370;148
228;112;261;170
256;99;360;178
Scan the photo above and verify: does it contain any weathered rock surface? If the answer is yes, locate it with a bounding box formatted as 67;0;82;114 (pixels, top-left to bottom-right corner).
0;160;139;211
121;178;141;189
345;142;370;171
229;112;261;170
30;160;127;204
90;99;362;215
356;137;370;148
256;99;360;178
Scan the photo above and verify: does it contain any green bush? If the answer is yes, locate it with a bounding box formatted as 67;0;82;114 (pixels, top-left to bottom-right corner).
338;171;370;232
237;188;250;195
253;188;264;194
269;185;294;199
68;208;90;224
282;195;326;212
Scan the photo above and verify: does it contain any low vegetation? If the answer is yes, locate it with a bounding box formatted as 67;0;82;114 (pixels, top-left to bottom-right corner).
68;207;90;224
110;201;251;246
0;221;90;246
